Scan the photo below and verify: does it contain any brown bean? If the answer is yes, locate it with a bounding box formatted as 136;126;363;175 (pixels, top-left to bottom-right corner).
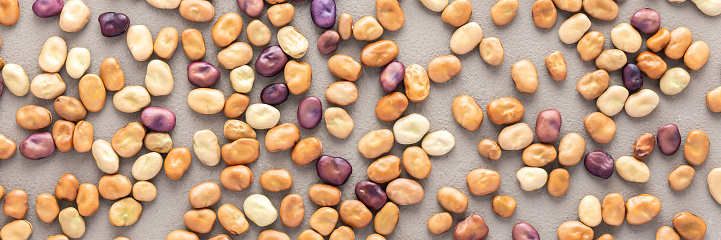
492;195;517;217
188;182;221;209
402;146;432;179
684;41;709;71
260;169;293;192
375;92;408;122
55;173;79;201
52;120;75;152
374;202;399;235
427;212;453;235
625;194;661;225
111;122;146;158
668;165;695;191
636;51;667;79
54;96;86;122
684;129;709;165
223;120;256;141
647;28;671;53
209;234;232;240
224;93;249;119
78;74;106;112
285;60;312;95
522;143;557;167
584;112;616;144
338;13;353;40
511;59;538;94
164;147;192;180
212;12;242;47
217;204;249;236
220;165;253;191
98;174;131;200
557;221;593;240
404;64;430;102
0;134;16;159
437;187;468;214
576;69;609;100
292;137;323;166
4;189;28;219
532;0;557;28
16;105;53;130
361;40;399;67
309;183;341;207
386;178;424;205
73;121;93;153
166;230;199;240
367;155;402;183
265;123;300;152
633;133;655;161
477;139;501;160
487;97;524;125
479;37;505;66
310;207;338;236
376;0;405;31
452;95;483;131
545;51;567;81
577;31;604;61
672;212;706;240
548;168;570;197
466;168;501;195
339;200;372;228
428;55;461;83
454;214;489;240
441;0;472;27
665;27;692;60
184;209;216;234
221;138;260;166
259;230;290;240
279;194;304;228
100;57;125;91
35;193;60;223
328;54;362;81
76;183;99;217
656;226;680;240
358;129;395;159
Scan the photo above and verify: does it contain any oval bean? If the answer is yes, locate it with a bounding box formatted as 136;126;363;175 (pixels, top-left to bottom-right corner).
178;0;214;22
31;73;65;100
326;81;358;106
217;204;249;235
255;45;289;77
292;137;323;165
557;221;593;240
584;112;615;143
4;189;28;219
442;0;472;27
33;0;63;18
59;0;90;32
665;27;693;60
450;22;483;55
477;139;501;160
597;86;628;117
98;175;131;200
498;123;533;150
285;60;312;94
615;156;650;182
98;12;129;37
353;16;384;41
19;132;55;160
244;104;280;129
578;195;601;227
278;26;308;59
193;130;221;166
310;207;338;236
668;165;695;191
328;54;362;81
2;63;29;96
362;40;399;68
154;27;179;59
558;13;591;44
310;0;336;28
386;178;423;205
259;169;293;192
512;222;540;240
247;20;271;46
491;0;518;25
393;114;430;145
316;155;352;186
220;165;253;191
126;25;153;61
452;95;483;131
427;212;453;235
625;89;659;117
325;107;354;139
595;49;627;72
244;194;277;227
367;155;402;183
354;180;386;210
584;150;614;178
218;42;253;70
625;194;661;225
454;215;489;240
310;183;341;207
532;0;557;28
602;193;625;226
38;36;67;73
548;168;570;197
338;13;353;40
36;193;60;223
466;168;501;195
660;68;690;95
685;41;709;71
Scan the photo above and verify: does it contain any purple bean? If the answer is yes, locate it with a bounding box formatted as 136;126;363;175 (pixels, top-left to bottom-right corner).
316;155;352;186
298;96;322;129
453;214;489;240
32;0;63;18
255;45;289;77
317;30;340;55
141;107;176;133
310;0;336;29
630;8;660;35
19;132;55;160
355;180;387;210
236;0;264;18
98;12;130;37
622;63;643;92
261;83;289;105
512;222;540;240
0;76;4;97
187;61;220;87
535;109;561;143
657;124;681;155
379;61;405;92
584;150;614;179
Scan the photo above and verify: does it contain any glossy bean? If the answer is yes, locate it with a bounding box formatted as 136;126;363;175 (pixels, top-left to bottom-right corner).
33;0;63;18
259;169;293;192
673;212;706;240
665;27;693;60
72;121;92;153
218;42;253;70
584;112;615;143
353;16;383;41
602;193;625;226
491;0;518;25
625;194;661;225
633;133;655;161
268;3;294;27
548;168;570;197
20;132;55;160
668;165;695;191
4;189;28;219
317;155;352;186
684;130;709;165
285;60;312;95
212;12;242;47
636;51;667;79
255;45;289;77
453;214;489;240
36;193;60;223
657;124;681;155
685;41;709;71
98;12;129;37
477;139;501;160
512;222;540;240
358;129;394;159
317;30;340;55
498;123;533;150
487;97;524;125
361;40;399;67
394;114;430;145
625;89;659;117
647;27;671;52
631;8;660;34
247;20;271;46
558;13;591;44
277;26;308;59
310;207;338;236
622;63;643;92
153;27;179;59
386;178;423;205
178;0;214;22
584;150;614;178
186;61;219;88
442;0;472;27
298;97;322;129
615;156;650;183
557;221;593;240
450;22;483;55
557;133;586;165
659;67;690;95
466;168;501;195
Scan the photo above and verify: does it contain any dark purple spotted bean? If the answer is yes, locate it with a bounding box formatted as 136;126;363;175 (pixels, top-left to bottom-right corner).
236;0;264;18
630;8;660;35
584;150;614;179
354;180;387;210
298;96;322;129
316;155;352;186
141;107;176;133
657;124;681;155
187;61;220;87
32;0;63;18
317;30;340;55
379;61;405;92
255;46;289;77
98;12;130;37
536;109;561;143
19;132;55;160
622;63;643;92
512;222;540;240
310;0;336;29
261;83;289;105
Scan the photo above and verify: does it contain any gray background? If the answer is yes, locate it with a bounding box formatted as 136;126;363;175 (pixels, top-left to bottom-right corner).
0;0;720;239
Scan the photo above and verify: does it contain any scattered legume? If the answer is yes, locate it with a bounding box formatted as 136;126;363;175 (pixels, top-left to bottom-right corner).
339;200;373;228
487;97;524;125
2;63;29;96
512;222;540;240
338;13;353;40
244;194;277;227
636;51;667;80
684;41;709;71
98;174;131;200
683;129;709;165
558;133;585;166
325;107;354;139
309;183;341;207
325;81;358;106
261;83;289;105
36;193;60;223
33;0;63;18
553;0;582;12
595;49;627;72
610;23;641;53
259;169;293;192
583;0;618;21
393;114;430;145
16;105;52;131
659;67;690;95
268;3;294;27
602;193;625;226
584;112;616;143
59;0;89;32
283;61;312;95
498;123;533;150
647;27;671;52
92;139;120;174
220;165;253;191
0;220;32;240
310;207;338;236
559;13;591;44
597;86;629;117
310;0;336;28
247;20;271;46
317;30;340;55
386;178;423;205
132;152;163;181
211;12;242;47
358;129;394;159
656;226;680;240
545;51;567;81
709;168;721;204
166;230;198;240
516;167;548;191
362;40;399;68
78;74;105;112
630;8;660;34
578;195;602;227
193;129;221;166
622;63;643;92
668;165;695;191
665;27;693;60
454;214;489;240
186;61;220;88
557;221;593;240
55;173;79;202
278;26;308;59
450;22;483;55
19;132;55;160
236;0;263;17
279;194;304;228
422;130;455;156
532;0;557;28
58;207;85;238
265;123;299;152
452;95;483;131
353;180;386;210
216;204;249;235
491;0;518;25
625;89;659;117
522;143;557;167
657;124;681;155
547;168;570;197
625;194;661;225
427;212;452;235
615;156;650;182
317;155;352;186
0;134;15;159
374;202;399;235
38;36;67;73
367;155;402;183
442;0;472;27
584;150;614;178
466;168;500;195
218;42;253;70
492;195;516;217
4;189;27;219
76;183;98;217
144;132;172;153
477;139;501;160
673;212;706;240
328;54;362;81
113;85;151;113
376;92;408;121
132;181;156;202
291;137;323;164
98;12;129;38
633;133;655;161
178;0;214;22
420;0;448;12
184;208;215;233
30;73;65;100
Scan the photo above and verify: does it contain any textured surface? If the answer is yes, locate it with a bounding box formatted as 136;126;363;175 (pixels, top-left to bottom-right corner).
0;0;720;239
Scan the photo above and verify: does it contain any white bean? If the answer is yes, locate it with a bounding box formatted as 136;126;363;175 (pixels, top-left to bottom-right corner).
659;67;690;95
65;47;90;79
145;60;174;96
615;156;650;183
516;167;548;191
245;104;281;129
497;123;534;150
420;0;449;12
30;73;66;100
421;130;455;156
558;13;591;44
624;89;659;118
131;152;163;181
708;168;721;204
596;85;629;116
692;0;721;16
38;36;67;73
193;130;221;166
92;140;119;174
187;88;225;114
146;0;181;9
126;25;154;61
244;194;277;227
59;0;90;32
230;65;255;93
1;63;29;96
393;114;430;145
578;195;602;227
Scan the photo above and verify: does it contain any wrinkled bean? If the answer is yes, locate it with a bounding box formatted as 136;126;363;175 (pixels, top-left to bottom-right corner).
595;49;627;72
516;167;548;191
20;132;55;160
557;221;593;240
633;133;655;161
467;168;501;195
522;143;557;167
668;165;695;191
278;26;308;59
492;195;516;217
477;139;501;160
625;194;661;225
479;37;504;66
285;60;312;95
577;31;604;61
487;97;524;125
545;51;567;81
637;51;667;80
353;16;383;41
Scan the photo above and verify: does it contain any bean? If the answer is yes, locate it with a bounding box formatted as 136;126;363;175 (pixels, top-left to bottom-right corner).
278;26;308;59
161;147;191;180
393;114;430;145
522;143;557;167
218;42;253;70
193;129;221;166
487;97;524;125
557;221;593;240
317;155;352;186
597;86;629;117
325;107;354;139
420;0;448;12
187;88;225;114
217;204;249;235
268;3;294;27
38;36;67;73
450;22;483;55
404;64;431;102
476;38;505;68
694;0;721;16
466;168;500;195
98;174;131;200
310;0;336;28
559;13;591;44
454;214;489;240
0;220;32;240
707;86;721;112
132;152;163;181
58;0;89;32
4;189;27;219
352;181;385;210
316;30;340;55
260;83;288;106
265;123;300;152
657;124;681;156
367;155;402;183
236;0;263;18
615;156;650;183
532;0;556;28
339;200;372;228
111;122;145;158
338;13;353;40
451;95;483;131
491;0;518;25
30;73;65;100
290;137;322;166
229;65;254;93
309;183;341;207
36;193;60;223
553;0;581;12
512;222;540;240
59;207;85;238
297;97;323;129
220;165;253;191
440;1;471;27
535;109;561;142
575;31;604;62
427;212;453;235
498;123;533;150
543;51;567;81
584;0;618;20
141;136;170;159
328;54;362;81
126;25;154;61
584;150;614;178
386;178;423;205
16;105;52;131
244;194;277;227
358;129;394;158
625;194;661;225
667;165;695;191
98;12;129;38
184;209;215;233
139;107;176;133
584;112;616;143
353;16;384;42
188;182;221;209
622;63;643;92
421;130;455;156
153;27;179;59
376;92;408;121
55;173;79;202
256;45;289;77
376;0;404;31
625;89;659;117
610;24;642;53
76;183;99;217
178;0;214;22
211;12;242;47
19;132;55;160
181;29;206;60
492;195;516;217
426;55;461;84
325;81;358;106
516;167;548;191
633;133;655;161
166;230;199;240
2;63;29;96
596;49;627;72
373;202;399;235
78;74;106;112
647;28;671;55
682;130;707;166
477;139;501;160
665;27;693;60
684;41;709;71
673;212;706;240
656;226;681;240
186;61;220;88
0;0;18;25
113;86;151;113
247;20;271;46
259;169;293;192
277;194;305;228
284;61;312;95
362;40;399;68
548;168;570;197
709;168;721;204
601;193;625;226
629;8;660;35
637;51;667;80
53;96;85;122
0;134;15;159
33;0;63;18
659;67;690;95
310;207;338;236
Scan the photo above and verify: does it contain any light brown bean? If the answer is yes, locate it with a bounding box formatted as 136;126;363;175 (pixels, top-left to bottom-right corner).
522;143;557;167
338;13;353;40
625;194;661;225
466;169;500;196
339;200;372;228
577;31;604;61
52;120;75;152
268;3;294;27
4;189;28;219
285;60;312;95
477;139;501;160
367;155;402;183
437;187;468;214
76;183;99;217
547;168;570;197
220;165;253;191
511;59;538;94
545;51;567;81
181;28;206;61
217;204;249;235
386;178;424;205
0;134;16;159
375;92;408;122
222;138;260;166
684;129;709;165
184;209;216;233
665;27;692;60
188;182;221;208
259;169;293;192
164;147;192;180
647;28;670;53
310;207;338;236
487;97;524;125
492;195;517;217
328;54;362;81
636;51;667;79
584;112;616;144
427;212;453;235
402;146;432;179
668;165;695;191
376;0;404;31
358;130;395;159
595;49;627;72
212;12;242;47
532;0;557;28
576;69;609;100
428;55;461;83
111;122;146;158
223;120;256;141
55;173;79;202
292;137;323;166
154;27;179;59
98;174;132;200
224;93;249;119
16;105;52;130
326;81;358;106
132;181;157;202
35;193;60;223
309;183;341;207
179;0;214;22
685;41;709;71
265;123;300;152
279;194;304;228
404;64;430;102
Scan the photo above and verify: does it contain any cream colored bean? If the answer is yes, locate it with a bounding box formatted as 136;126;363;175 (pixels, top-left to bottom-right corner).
245;104;280;129
353;16;384;41
113;86;151;113
625;89;660;118
244;194;277;227
146;0;181;9
553;0;582;12
108;197;142;226
595;49;627;72
558;13;591;44
38;36;67;73
498;123;533;150
668;165;695;191
358;129;394;159
597;86;629;116
2;63;29;96
545;51;567;81
0;220;32;240
450;22;483;55
65;48;90;79
212;12;243;47
615;156;650;183
578;195;602;227
708;168;721;204
58;207;85;238
404;64;430;102
685;41;709;71
693;0;721;15
181;28;206;61
36;193;59;223
217;204;249;235
145;132;172;153
193;130;221;166
386;178;424;205
187;88;225;114
325;81;357;106
665;27;693;60
610;23;641;53
516;167;547;191
422;130;455;156
59;0;90;32
393;114;430;145
154;27;179;59
92;140;119;174
659;68;690;95
338;13;353;40
132;152;163;181
268;3;294;27
145;60;173;96
278;26;308;58
511;59;538;94
479;37;504;66
229;65;255;93
76;183;99;217
491;0;518;25
126;25;154;61
325;107;354;139
218;42;253;70
247;20;271;46
30;73;66;100
420;0;449;12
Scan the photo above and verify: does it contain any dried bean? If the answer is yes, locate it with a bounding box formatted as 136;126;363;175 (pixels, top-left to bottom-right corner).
622;63;643;92
178;0;214;22
2;63;29;96
279;194;304;227
602;193;625;226
113;86;151;113
522;143;557;167
450;22;483;55
442;0;472;27
59;0;89;32
633;133;655;161
278;26;308;59
625;89;659;117
339;200;372;228
477;139;501;160
132;152;163;181
615;156;650;183
393;114;430;145
631;8;660;34
367;155;402;183
597;86;629;117
132;181;156;202
184;209;216;233
545;51;566;80
665;27;693;60
247;20;271;46
657;124;681;155
595;49;627;72
126;25;153;61
491;0;518;25
558;13;591;44
584;112;615;143
20;132;55;160
668;165;695;191
467;168;501;195
557;221;593;240
584;150;614;178
154;27;179;59
218;42;253;70
512;222;540;240
310;0;336;28
325;107;354;139
453;214;489;240
427;212;452;235
532;0;557;29
212;12;242;47
625;194;661;225
498;123;533;150
492;195;516;217
487;97;524;125
268;3;294;27
548;168;570;197
36;193;60;223
673;212;706;240
361;40;399;67
386;178;423;205
33;0;63;18
317;155;352;186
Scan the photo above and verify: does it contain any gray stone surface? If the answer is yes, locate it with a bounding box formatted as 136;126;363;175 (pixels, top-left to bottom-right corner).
0;0;720;239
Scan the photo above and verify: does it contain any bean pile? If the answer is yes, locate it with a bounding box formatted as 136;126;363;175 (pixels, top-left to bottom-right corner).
0;0;720;239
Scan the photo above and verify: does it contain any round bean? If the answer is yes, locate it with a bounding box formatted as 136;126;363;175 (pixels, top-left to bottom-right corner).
98;174;131;200
558;13;591;44
367;155;402;183
466;168;500;195
386;178;423;205
325;107;354;139
602;193;625;226
256;45;289;77
611;23;641;53
20;132;55;160
131;181;156;202
353;16;383;41
164;147;192;180
454;215;489;240
291;137;323;166
492;195;516;217
108;197;142;226
59;0;89;32
141;107;176;133
111;122;145;158
220;165;253;191
427;212;453;235
16;105;52;131
657;124;681;155
310;207;338;236
498;123;533;150
625;89;659;117
354;180;386;210
596;86;629;116
2;63;29;96
450;22;483;55
178;0;214;22
630;8;660;34
4;189;27;219
684;41;709;71
218;42;253;70
583;0;617;20
516;167;548;191
316;155;352;186
193;129;221;166
36;193;60;223
247;20;271;46
625;194;661;225
268;3;294;27
184;209;215;233
361;40;399;67
358;129;394;159
98;12;129;37
422;130;455;156
660;67;690;95
668;165;695;191
442;0;472;27
491;0;518;25
229;65;254;93
261;83;289;105
153;27;179;59
622;63;643;92
595;49;627;72
285;60;312;94
326;81;358;106
532;0;557;29
33;0;63;18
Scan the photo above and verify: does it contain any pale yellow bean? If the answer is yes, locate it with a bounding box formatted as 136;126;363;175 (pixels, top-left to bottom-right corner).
558;13;591;44
126;25;154;61
247;20;271;47
450;22;483;55
38;36;67;73
59;0;90;32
